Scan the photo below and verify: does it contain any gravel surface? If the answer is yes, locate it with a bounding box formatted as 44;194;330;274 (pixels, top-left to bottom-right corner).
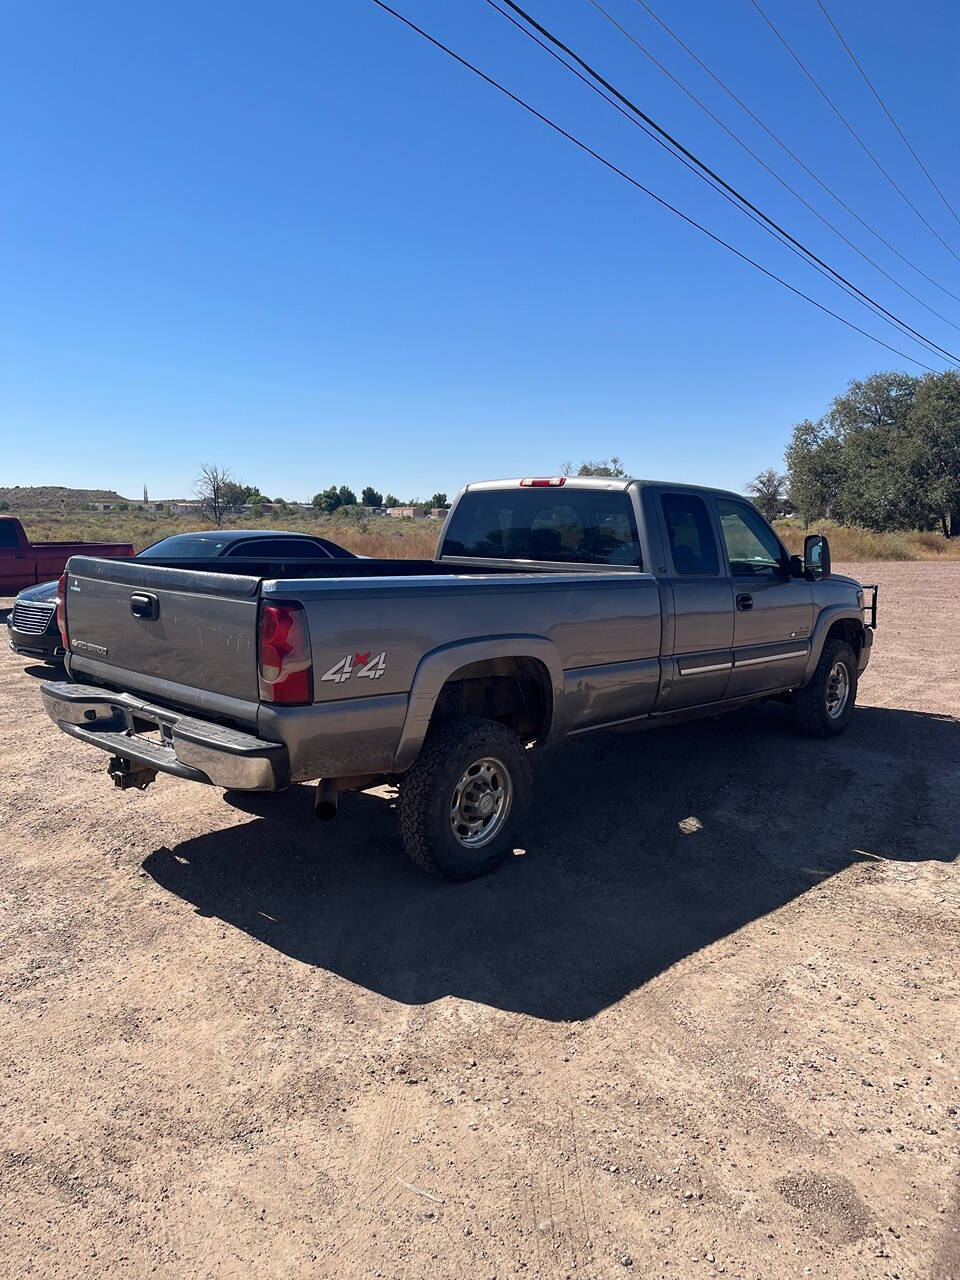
1;562;957;1279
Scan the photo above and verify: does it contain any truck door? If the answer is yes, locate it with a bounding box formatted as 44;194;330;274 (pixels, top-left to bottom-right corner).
658;491;734;709
0;519;33;593
713;497;812;697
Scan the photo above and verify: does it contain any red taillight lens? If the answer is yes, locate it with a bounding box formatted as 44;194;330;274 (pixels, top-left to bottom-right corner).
56;571;69;650
258;603;312;705
519;477;565;487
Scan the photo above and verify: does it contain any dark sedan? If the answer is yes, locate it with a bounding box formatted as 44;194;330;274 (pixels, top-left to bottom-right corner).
7;529;357;664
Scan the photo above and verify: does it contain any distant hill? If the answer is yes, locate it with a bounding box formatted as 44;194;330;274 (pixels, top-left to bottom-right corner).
0;485;133;510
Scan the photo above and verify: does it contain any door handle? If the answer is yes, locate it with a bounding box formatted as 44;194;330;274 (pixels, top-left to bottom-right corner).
736;593;753;611
129;592;160;620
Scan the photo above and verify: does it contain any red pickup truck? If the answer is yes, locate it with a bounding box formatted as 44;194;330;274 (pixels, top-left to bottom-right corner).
0;516;134;594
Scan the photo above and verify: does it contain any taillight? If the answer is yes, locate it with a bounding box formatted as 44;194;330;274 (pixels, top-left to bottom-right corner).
519;476;565;487
258;602;312;705
56;571;69;650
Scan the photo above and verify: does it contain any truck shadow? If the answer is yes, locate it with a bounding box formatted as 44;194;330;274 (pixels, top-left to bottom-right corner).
143;703;958;1020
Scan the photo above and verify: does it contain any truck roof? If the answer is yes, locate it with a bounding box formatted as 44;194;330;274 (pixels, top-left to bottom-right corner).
461;477;746;502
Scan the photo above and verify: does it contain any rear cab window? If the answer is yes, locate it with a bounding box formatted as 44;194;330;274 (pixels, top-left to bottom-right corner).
660;493;720;575
441;487;642;567
226;538;332;558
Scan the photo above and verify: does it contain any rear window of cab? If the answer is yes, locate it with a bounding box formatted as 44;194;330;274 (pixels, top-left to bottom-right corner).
441;489;642;567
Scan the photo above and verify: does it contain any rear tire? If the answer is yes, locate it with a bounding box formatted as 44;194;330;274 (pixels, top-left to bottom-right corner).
397;717;532;880
793;638;858;737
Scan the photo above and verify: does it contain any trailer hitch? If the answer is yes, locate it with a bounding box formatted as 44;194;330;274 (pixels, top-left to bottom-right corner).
108;755;159;791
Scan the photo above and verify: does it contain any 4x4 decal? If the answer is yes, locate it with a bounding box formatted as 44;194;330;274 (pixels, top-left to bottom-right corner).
320;651;387;684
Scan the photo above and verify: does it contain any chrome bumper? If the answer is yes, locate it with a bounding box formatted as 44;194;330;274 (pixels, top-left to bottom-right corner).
41;681;289;791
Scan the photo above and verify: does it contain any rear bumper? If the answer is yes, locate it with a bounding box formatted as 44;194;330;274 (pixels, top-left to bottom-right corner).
40;681;289;791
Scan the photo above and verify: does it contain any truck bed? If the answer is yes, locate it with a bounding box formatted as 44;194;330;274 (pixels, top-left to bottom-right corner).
59;553;663;776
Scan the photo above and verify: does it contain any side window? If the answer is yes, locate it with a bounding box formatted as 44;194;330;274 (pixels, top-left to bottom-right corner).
0;522;21;549
660;494;719;575
716;499;784;576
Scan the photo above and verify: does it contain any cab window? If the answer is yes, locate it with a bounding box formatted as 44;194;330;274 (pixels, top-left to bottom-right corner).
660;493;719;575
441;489;642;566
716;499;784;576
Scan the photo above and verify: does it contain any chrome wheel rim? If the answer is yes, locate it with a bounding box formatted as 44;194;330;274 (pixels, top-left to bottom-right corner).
825;661;850;718
450;756;513;849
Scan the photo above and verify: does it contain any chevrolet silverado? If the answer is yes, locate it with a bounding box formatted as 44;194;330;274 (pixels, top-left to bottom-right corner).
41;478;877;879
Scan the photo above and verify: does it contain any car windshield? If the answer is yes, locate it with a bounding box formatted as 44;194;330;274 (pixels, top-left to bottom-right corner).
137;534;233;558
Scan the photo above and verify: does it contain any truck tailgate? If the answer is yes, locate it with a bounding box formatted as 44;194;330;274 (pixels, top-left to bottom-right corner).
63;557;262;707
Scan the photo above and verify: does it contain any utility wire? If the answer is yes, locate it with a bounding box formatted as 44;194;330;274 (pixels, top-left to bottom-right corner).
367;0;939;371
496;0;959;363
486;0;955;361
631;0;960;307
584;0;960;335
749;0;960;267
814;0;960;231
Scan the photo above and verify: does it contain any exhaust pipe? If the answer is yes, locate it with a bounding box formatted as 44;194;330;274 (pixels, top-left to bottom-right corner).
314;778;338;821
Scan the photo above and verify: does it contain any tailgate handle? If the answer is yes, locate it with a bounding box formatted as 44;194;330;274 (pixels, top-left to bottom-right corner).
129;592;160;621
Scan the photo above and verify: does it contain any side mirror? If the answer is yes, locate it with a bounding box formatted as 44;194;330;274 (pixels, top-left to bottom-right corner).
804;533;831;580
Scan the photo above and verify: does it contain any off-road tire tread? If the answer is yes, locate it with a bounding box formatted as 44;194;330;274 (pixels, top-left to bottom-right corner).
794;639;858;738
397;717;531;880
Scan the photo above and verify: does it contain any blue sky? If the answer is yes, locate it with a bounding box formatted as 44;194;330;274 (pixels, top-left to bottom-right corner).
2;0;958;501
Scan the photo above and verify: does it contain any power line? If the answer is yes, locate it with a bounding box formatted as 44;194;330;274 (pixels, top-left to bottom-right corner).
486;0;955;361
814;0;960;231
367;0;939;371
583;0;960;336
631;0;960;307
749;0;960;267
495;0;959;363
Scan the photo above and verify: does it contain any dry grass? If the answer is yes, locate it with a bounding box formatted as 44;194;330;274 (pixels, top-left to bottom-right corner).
13;509;960;563
773;520;960;561
15;511;440;559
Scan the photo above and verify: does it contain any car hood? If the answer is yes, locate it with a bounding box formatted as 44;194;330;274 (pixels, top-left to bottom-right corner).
16;579;59;604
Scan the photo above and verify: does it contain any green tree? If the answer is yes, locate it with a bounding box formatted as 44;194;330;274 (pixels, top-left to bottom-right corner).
361;486;383;508
384;494;400;508
337;484;357;507
908;369;960;536
428;492;449;509
312;486;341;513
576;456;627;478
745;468;789;521
785;418;844;523
786;373;925;530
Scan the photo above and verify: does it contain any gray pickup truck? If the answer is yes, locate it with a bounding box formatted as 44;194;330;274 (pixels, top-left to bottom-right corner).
42;477;877;879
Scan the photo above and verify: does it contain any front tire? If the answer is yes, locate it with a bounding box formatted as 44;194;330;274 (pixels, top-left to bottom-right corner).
397;717;532;880
793;638;858;737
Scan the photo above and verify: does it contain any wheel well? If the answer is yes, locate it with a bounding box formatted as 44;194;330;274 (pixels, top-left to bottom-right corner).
428;656;552;743
824;617;864;656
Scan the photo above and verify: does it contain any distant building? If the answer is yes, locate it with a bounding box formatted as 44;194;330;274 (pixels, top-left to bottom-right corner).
387;506;426;520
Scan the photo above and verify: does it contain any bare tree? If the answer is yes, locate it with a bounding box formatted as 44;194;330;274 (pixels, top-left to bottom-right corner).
746;468;789;521
195;463;234;527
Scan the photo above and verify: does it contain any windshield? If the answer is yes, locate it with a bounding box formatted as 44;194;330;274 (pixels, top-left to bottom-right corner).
441;489;641;567
137;533;233;558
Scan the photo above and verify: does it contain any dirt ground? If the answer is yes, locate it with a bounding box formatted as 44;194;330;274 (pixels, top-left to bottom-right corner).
1;563;957;1280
